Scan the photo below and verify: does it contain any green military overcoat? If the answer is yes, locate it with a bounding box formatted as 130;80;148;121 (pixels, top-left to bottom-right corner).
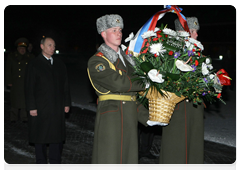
160;100;204;164
87;43;149;164
6;51;35;108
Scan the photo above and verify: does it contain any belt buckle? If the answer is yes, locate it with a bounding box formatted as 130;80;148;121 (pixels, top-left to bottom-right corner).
131;96;136;101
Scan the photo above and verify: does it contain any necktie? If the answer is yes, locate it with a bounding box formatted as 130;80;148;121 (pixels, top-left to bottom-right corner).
48;59;52;65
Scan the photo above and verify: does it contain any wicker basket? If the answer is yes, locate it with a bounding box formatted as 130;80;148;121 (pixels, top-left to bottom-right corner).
139;87;185;124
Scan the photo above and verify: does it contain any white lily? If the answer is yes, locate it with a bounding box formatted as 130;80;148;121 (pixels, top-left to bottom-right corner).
125;32;134;42
141;30;156;39
175;60;194;72
148;69;164;83
121;44;127;51
202;62;209;75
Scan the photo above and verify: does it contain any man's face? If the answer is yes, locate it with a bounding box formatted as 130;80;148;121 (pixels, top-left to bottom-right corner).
190;29;198;40
102;27;122;50
17;47;26;55
40;38;55;58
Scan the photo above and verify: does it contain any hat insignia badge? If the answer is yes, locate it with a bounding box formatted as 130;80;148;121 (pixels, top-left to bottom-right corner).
116;19;120;23
194;21;198;25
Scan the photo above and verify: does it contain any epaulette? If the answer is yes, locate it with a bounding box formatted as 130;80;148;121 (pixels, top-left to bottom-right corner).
96;52;103;57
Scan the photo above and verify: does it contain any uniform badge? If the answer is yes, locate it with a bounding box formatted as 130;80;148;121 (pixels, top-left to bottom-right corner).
95;63;105;72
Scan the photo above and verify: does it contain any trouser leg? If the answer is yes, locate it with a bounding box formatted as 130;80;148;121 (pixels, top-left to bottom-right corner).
20;108;28;121
49;143;63;164
35;144;47;164
10;107;18;121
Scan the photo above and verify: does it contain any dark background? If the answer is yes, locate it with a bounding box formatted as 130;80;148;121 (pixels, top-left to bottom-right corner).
4;5;236;72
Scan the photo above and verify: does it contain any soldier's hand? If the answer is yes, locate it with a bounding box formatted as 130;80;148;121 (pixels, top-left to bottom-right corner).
30;110;37;116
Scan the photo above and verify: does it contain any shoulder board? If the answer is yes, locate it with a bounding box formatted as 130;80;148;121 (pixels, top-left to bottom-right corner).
96;52;103;57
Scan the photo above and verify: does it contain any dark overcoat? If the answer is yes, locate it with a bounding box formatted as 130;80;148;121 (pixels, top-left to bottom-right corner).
25;54;71;144
159;100;204;164
6;51;35;108
88;43;149;164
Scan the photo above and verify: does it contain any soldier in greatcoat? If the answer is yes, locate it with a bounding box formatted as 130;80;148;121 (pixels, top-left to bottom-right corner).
159;17;205;164
87;14;153;164
25;37;71;164
6;37;35;123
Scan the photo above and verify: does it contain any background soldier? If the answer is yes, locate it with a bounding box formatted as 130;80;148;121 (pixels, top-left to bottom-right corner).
159;17;205;164
6;37;35;123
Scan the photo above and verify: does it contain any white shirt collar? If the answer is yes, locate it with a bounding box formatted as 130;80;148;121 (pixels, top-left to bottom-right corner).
42;54;53;65
117;49;126;67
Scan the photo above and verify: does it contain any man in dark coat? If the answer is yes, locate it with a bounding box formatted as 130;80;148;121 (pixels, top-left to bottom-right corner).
25;37;71;164
88;14;154;164
159;17;204;164
6;37;35;123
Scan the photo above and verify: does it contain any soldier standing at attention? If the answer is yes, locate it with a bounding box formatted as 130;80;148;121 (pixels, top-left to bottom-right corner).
159;17;205;164
87;14;151;164
6;37;35;123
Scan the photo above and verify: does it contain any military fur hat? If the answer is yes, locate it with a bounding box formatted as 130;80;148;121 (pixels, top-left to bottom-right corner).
15;37;29;47
96;14;124;34
174;17;200;31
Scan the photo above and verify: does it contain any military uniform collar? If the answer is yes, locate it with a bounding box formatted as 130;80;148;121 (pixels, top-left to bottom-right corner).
97;43;135;66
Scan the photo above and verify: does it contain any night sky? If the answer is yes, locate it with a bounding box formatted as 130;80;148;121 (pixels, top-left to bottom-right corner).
4;5;236;58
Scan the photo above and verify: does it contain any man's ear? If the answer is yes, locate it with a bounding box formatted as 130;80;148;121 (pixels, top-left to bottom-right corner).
40;44;43;50
101;31;106;39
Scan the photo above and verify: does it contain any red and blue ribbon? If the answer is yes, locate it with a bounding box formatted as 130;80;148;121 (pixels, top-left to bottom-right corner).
128;5;189;54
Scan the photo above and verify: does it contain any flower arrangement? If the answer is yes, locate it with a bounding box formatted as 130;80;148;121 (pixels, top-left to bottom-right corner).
124;24;231;108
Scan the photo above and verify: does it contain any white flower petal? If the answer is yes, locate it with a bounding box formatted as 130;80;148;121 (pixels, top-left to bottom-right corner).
189;38;204;51
207;64;213;70
121;44;127;51
206;58;211;64
202;63;209;75
175;60;194;72
125;32;134;42
141;30;156;39
148;69;164;83
154;27;160;32
149;43;166;56
162;28;177;36
177;31;190;37
209;74;215;80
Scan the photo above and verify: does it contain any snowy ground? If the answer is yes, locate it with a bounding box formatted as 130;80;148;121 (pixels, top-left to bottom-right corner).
204;88;236;147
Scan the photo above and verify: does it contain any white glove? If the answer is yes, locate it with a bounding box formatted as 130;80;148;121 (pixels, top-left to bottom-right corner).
145;82;150;89
147;120;168;126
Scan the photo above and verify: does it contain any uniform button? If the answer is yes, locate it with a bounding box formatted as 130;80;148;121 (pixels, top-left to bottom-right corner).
26;62;28;64
18;75;21;78
18;62;20;64
186;99;189;102
122;101;126;104
19;69;21;71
